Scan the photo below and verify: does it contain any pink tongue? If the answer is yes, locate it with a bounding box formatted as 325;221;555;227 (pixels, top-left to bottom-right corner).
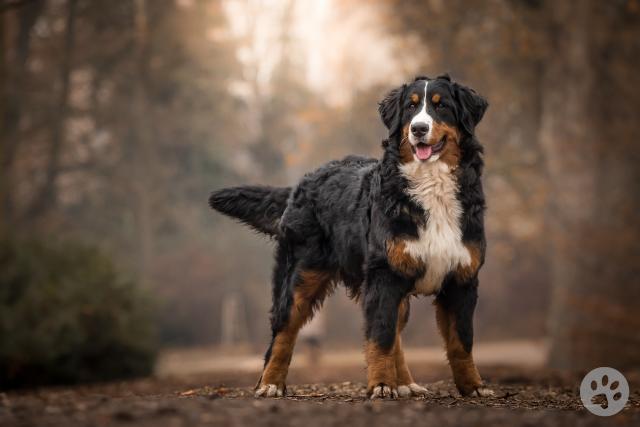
415;144;432;160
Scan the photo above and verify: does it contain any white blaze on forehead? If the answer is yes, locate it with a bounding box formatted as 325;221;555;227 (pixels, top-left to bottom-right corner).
409;80;434;145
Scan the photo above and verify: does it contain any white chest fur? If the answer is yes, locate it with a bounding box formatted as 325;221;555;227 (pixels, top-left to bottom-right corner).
399;160;471;295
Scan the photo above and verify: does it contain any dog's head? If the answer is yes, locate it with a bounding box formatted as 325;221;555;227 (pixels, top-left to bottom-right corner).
379;75;488;164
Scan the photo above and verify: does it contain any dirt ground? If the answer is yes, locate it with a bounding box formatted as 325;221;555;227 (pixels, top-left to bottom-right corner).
2;348;639;427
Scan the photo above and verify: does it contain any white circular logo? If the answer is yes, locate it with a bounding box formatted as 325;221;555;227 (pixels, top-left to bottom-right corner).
580;367;629;416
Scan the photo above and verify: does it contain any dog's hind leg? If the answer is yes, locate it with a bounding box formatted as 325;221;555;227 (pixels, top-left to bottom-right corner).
435;277;493;397
394;298;429;397
256;253;333;398
363;266;413;399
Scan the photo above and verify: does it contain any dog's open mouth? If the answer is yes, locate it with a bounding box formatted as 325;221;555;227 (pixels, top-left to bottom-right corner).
414;137;446;161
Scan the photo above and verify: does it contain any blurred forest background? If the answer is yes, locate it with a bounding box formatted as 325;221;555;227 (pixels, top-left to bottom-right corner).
1;0;639;388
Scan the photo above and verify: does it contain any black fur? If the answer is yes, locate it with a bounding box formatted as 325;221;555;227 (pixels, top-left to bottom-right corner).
209;75;488;370
454;83;489;136
378;84;406;137
437;275;479;354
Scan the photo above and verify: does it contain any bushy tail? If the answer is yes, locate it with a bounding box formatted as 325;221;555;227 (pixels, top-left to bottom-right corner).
208;185;291;236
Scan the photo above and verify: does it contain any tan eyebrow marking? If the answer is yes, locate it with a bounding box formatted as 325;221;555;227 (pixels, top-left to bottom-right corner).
432;93;441;104
410;93;419;104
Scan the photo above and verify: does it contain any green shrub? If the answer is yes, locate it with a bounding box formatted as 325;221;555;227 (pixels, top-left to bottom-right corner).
0;238;157;389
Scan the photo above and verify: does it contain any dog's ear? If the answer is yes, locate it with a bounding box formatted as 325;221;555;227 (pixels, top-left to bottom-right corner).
378;84;406;137
453;82;488;135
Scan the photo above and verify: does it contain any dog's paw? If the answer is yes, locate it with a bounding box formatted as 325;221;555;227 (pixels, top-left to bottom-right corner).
370;384;398;399
397;383;429;398
469;386;494;398
255;383;285;398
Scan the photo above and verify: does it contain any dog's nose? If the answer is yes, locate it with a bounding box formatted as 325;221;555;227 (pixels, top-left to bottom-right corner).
411;122;429;137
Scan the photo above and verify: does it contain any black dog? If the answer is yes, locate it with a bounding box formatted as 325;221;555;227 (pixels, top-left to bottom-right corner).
210;75;491;399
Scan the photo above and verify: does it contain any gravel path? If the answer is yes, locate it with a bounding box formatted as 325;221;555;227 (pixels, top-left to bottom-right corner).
2;366;639;427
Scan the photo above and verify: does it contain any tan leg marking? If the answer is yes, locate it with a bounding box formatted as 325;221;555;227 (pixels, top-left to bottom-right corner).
366;340;398;398
365;301;408;399
256;270;333;397
394;299;413;385
366;298;427;399
456;242;483;282
394;299;429;397
394;334;413;386
435;301;493;397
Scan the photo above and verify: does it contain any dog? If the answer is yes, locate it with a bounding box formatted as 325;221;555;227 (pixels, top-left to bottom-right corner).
209;74;491;399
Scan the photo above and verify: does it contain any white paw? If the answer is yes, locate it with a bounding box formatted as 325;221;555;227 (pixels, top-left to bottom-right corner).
370;385;398;399
397;383;429;397
397;385;411;398
409;382;430;396
470;386;494;397
255;383;284;398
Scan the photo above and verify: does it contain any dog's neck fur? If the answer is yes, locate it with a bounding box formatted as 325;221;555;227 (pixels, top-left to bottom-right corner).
399;158;469;294
377;138;426;224
378;136;460;212
378;134;483;295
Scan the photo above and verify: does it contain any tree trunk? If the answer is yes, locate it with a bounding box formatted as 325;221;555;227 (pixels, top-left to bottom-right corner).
542;1;640;370
132;0;154;284
0;10;6;234
28;0;78;219
0;0;44;226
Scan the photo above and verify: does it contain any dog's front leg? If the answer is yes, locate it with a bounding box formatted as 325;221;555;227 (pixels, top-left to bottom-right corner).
435;277;493;397
395;298;429;397
363;266;411;399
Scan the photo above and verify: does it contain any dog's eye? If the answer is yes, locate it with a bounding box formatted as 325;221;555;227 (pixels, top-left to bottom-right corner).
409;104;416;110
436;103;445;109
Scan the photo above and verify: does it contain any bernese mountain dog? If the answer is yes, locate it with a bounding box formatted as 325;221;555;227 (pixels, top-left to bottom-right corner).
209;74;491;399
